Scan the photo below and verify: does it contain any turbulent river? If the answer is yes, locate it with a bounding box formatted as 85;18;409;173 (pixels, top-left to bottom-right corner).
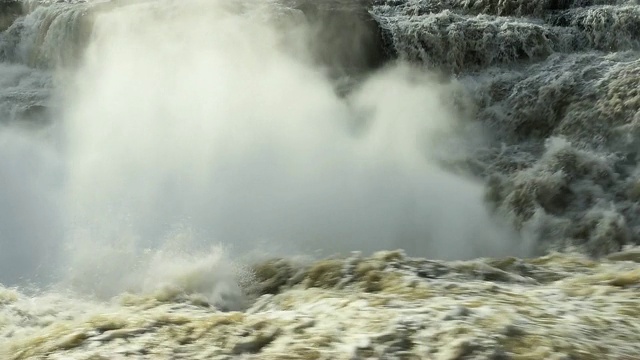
1;0;640;358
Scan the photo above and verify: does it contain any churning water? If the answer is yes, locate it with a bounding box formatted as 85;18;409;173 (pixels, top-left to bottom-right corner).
0;0;528;292
1;0;640;357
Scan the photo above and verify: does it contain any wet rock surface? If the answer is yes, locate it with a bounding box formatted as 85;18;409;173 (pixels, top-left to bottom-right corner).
0;1;22;33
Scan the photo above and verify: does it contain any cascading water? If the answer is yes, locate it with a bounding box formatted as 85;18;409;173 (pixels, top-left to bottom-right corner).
0;0;524;290
2;0;640;358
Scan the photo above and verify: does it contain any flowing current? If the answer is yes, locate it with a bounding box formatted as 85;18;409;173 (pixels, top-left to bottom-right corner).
0;0;526;290
1;0;640;357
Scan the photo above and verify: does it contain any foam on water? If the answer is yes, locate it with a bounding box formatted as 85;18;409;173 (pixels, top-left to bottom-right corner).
3;0;640;357
3;249;640;359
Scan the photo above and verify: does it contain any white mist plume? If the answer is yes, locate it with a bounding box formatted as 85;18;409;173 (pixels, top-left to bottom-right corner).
0;125;63;284
1;0;529;298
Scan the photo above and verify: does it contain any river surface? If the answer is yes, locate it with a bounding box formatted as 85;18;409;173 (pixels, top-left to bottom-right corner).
1;0;640;358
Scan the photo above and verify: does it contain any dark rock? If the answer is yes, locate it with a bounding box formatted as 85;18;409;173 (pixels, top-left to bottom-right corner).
286;0;389;78
231;328;280;354
0;1;22;32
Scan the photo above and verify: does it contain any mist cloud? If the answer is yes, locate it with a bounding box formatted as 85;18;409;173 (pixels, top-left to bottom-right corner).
0;0;530;293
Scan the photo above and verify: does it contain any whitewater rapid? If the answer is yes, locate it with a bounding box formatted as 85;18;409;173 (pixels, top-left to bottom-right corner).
1;0;528;289
2;0;640;358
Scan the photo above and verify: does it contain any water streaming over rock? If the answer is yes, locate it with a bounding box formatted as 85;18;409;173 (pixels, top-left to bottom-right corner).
1;0;640;358
373;0;640;256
